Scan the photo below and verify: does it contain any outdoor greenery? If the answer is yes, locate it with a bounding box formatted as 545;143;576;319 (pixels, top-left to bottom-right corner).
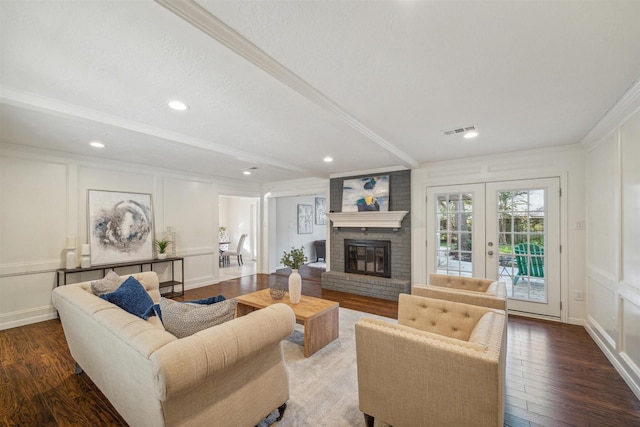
281;246;307;270
437;190;545;256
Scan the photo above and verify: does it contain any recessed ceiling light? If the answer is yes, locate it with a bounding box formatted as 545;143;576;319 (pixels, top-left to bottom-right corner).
243;170;252;175
323;156;334;163
168;100;189;111
90;141;105;148
464;132;478;139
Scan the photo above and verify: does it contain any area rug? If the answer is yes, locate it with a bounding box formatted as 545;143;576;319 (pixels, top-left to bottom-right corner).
305;262;326;269
273;308;395;427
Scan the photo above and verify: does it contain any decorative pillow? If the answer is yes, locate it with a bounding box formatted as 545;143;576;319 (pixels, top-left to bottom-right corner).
99;276;155;320
185;295;226;305
159;297;237;338
91;270;124;295
151;295;225;322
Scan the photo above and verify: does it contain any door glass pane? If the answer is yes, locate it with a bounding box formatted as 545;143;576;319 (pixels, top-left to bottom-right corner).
497;189;547;302
435;192;473;276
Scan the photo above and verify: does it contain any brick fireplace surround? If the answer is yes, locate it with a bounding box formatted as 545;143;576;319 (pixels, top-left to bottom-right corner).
321;170;411;301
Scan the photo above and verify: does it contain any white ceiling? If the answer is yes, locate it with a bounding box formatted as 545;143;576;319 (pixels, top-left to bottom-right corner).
2;0;639;182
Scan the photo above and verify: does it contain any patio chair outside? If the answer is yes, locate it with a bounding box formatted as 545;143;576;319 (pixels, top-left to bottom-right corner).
513;243;544;285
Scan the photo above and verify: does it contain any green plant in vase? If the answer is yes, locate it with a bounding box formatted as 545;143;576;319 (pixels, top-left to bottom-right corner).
281;246;307;304
154;238;172;259
280;246;307;270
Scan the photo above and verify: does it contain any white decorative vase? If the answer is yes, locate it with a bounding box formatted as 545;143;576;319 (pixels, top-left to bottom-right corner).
158;253;167;260
66;249;77;270
288;269;302;304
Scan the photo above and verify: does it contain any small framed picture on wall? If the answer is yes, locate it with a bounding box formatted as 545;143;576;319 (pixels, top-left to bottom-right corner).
297;204;313;234
315;197;326;225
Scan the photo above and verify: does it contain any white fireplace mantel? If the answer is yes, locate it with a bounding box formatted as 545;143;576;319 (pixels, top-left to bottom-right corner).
325;211;409;230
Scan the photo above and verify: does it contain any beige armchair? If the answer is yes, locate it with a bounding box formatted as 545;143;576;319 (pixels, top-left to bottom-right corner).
355;294;506;427
411;273;507;310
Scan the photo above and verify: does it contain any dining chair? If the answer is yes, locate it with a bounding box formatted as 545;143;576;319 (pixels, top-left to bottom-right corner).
221;234;247;266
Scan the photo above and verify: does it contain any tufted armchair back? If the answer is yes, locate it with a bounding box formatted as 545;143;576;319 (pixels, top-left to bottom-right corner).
429;273;493;291
397;293;491;341
412;274;507;310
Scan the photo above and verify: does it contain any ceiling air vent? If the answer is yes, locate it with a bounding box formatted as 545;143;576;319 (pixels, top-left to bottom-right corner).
442;125;476;136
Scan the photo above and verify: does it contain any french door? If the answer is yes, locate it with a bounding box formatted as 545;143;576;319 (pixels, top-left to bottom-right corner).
426;178;561;318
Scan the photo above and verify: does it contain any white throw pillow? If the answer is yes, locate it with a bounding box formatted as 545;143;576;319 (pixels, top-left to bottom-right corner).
90;270;124;295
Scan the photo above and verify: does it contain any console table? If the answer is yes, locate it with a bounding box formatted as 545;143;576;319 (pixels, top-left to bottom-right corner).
56;257;184;298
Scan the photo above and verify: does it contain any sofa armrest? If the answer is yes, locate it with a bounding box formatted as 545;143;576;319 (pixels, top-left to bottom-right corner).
150;303;296;400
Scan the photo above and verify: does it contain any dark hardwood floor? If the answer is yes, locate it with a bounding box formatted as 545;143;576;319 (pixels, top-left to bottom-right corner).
1;266;639;426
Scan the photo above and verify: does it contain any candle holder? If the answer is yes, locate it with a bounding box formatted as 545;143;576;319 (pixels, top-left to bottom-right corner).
81;243;91;268
65;236;77;270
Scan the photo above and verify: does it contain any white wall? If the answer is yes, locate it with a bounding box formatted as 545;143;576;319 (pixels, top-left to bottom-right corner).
584;99;640;399
0;144;259;330
274;194;327;269
411;145;587;324
262;177;329;272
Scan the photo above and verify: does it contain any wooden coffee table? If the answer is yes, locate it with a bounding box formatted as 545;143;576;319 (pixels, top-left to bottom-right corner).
235;289;339;357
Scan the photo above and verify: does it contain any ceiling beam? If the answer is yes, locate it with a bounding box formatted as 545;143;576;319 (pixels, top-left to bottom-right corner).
153;0;419;169
0;86;307;174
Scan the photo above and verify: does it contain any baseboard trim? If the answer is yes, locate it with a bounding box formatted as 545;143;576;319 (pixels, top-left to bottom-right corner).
0;306;58;331
584;316;640;400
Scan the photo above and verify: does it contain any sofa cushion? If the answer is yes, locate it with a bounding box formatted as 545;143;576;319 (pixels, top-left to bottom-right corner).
91;270;124;295
99;276;155;320
159;297;237;338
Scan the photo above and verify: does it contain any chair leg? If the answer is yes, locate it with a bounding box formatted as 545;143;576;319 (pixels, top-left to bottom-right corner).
276;403;287;421
363;413;374;427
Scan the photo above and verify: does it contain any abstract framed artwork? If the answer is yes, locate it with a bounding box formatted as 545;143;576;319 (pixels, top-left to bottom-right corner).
315;197;326;225
341;175;390;212
88;190;154;265
297;204;313;234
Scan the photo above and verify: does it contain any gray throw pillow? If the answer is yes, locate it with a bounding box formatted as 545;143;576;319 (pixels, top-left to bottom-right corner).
159;297;237;338
91;270;124;295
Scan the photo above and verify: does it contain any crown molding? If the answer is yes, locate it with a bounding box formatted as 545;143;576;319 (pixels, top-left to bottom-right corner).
581;78;640;150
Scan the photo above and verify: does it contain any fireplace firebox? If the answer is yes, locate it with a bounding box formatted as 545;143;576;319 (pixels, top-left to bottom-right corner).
344;239;391;278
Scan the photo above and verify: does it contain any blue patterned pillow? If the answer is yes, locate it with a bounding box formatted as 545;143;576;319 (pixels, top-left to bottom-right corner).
99;276;154;320
185;295;226;305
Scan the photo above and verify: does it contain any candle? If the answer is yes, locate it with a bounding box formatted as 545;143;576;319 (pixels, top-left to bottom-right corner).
81;244;91;255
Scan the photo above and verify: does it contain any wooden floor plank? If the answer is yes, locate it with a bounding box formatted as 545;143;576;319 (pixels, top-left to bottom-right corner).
0;268;638;426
